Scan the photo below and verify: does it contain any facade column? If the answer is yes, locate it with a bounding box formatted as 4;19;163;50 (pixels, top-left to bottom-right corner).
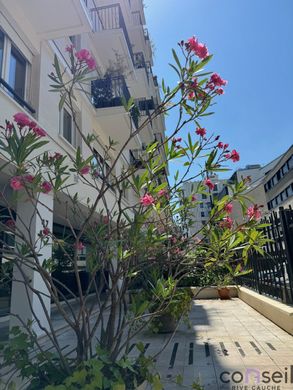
10;192;53;337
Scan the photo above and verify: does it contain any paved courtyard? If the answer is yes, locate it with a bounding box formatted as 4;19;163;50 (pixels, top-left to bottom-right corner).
130;298;293;389
1;298;293;389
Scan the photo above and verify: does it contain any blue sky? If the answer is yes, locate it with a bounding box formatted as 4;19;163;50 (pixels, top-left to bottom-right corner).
144;0;293;180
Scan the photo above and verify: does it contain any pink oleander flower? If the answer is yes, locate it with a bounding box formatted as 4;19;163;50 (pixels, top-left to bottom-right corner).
247;205;262;220
158;189;168;197
140;193;155;206
75;48;91;61
75;49;96;70
172;137;182;144
196;127;206;137
215;88;224;95
80;165;91;175
230;149;240;162
24;174;35;183
13;112;31;127
224;203;233;214
86;56;96;70
10;176;24;191
6;219;15;229
225;149;240;162
224;143;229;149
75;241;85;251
42;227;50;236
204;178;215;191
188;91;195;100
206;81;215;90
217;142;224;148
219;216;233;229
33;127;47;137
29;121;37;128
41;181;52;194
187;37;209;59
191;195;197;202
103;215;109;224
210;73;227;87
65;44;74;52
54;152;62;160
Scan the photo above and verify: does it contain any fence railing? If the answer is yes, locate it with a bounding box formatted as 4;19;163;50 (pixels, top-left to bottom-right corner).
90;4;134;64
238;206;293;304
91;75;130;109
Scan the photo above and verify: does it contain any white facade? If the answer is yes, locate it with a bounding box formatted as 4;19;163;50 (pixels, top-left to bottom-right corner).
183;175;227;237
0;0;166;332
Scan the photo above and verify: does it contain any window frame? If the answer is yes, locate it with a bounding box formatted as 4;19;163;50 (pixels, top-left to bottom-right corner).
59;104;80;149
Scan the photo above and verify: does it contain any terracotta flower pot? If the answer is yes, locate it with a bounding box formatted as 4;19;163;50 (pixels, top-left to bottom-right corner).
217;287;230;300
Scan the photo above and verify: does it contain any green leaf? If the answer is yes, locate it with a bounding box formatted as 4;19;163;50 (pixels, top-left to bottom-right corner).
172;49;182;70
59;94;66;111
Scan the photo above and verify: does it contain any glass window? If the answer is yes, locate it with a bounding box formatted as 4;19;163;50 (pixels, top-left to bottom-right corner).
201;212;205;218
62;108;75;146
9;45;26;98
202;194;207;199
0;31;4;77
288;156;293;170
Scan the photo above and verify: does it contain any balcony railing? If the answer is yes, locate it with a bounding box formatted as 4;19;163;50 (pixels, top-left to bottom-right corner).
91;75;130;109
90;4;134;63
133;52;149;81
132;11;142;26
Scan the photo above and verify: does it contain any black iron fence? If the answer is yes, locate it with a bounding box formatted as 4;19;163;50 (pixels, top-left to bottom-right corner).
238;206;293;304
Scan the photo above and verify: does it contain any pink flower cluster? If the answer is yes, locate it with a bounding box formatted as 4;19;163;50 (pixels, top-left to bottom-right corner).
196;127;206;137
140;193;155;207
219;216;233;229
225;149;240;162
204;178;215;191
206;73;227;95
79;165;91;175
75;49;96;70
247;205;262;220
186;37;209;59
10;175;52;194
13;112;46;137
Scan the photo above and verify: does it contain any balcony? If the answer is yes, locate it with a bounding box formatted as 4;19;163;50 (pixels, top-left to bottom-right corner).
89;4;134;68
0;0;93;40
91;75;140;148
91;75;130;109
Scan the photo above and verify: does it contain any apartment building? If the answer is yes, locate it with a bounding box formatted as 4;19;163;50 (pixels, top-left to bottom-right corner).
0;0;166;333
219;146;293;224
183;175;227;237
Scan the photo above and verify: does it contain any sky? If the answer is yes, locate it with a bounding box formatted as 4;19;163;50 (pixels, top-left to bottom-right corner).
144;0;293;180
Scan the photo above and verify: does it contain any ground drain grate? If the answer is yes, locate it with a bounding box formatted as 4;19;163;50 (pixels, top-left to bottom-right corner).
250;341;262;354
204;342;210;357
219;342;229;356
266;342;276;351
235;341;245;357
169;343;178;369
188;342;194;364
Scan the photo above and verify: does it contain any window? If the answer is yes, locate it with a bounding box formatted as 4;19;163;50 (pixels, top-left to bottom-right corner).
0;31;4;76
9;45;26;99
202;194;207;199
61;107;76;147
201;212;205;218
200;203;204;209
69;35;81;51
93;149;114;186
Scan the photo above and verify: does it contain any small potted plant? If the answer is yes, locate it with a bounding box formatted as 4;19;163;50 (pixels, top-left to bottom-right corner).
148;277;193;333
216;274;233;300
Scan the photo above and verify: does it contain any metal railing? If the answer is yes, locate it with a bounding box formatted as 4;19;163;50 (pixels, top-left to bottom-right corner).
91;75;130;109
133;52;149;81
0;77;35;114
238;207;293;304
90;4;134;64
